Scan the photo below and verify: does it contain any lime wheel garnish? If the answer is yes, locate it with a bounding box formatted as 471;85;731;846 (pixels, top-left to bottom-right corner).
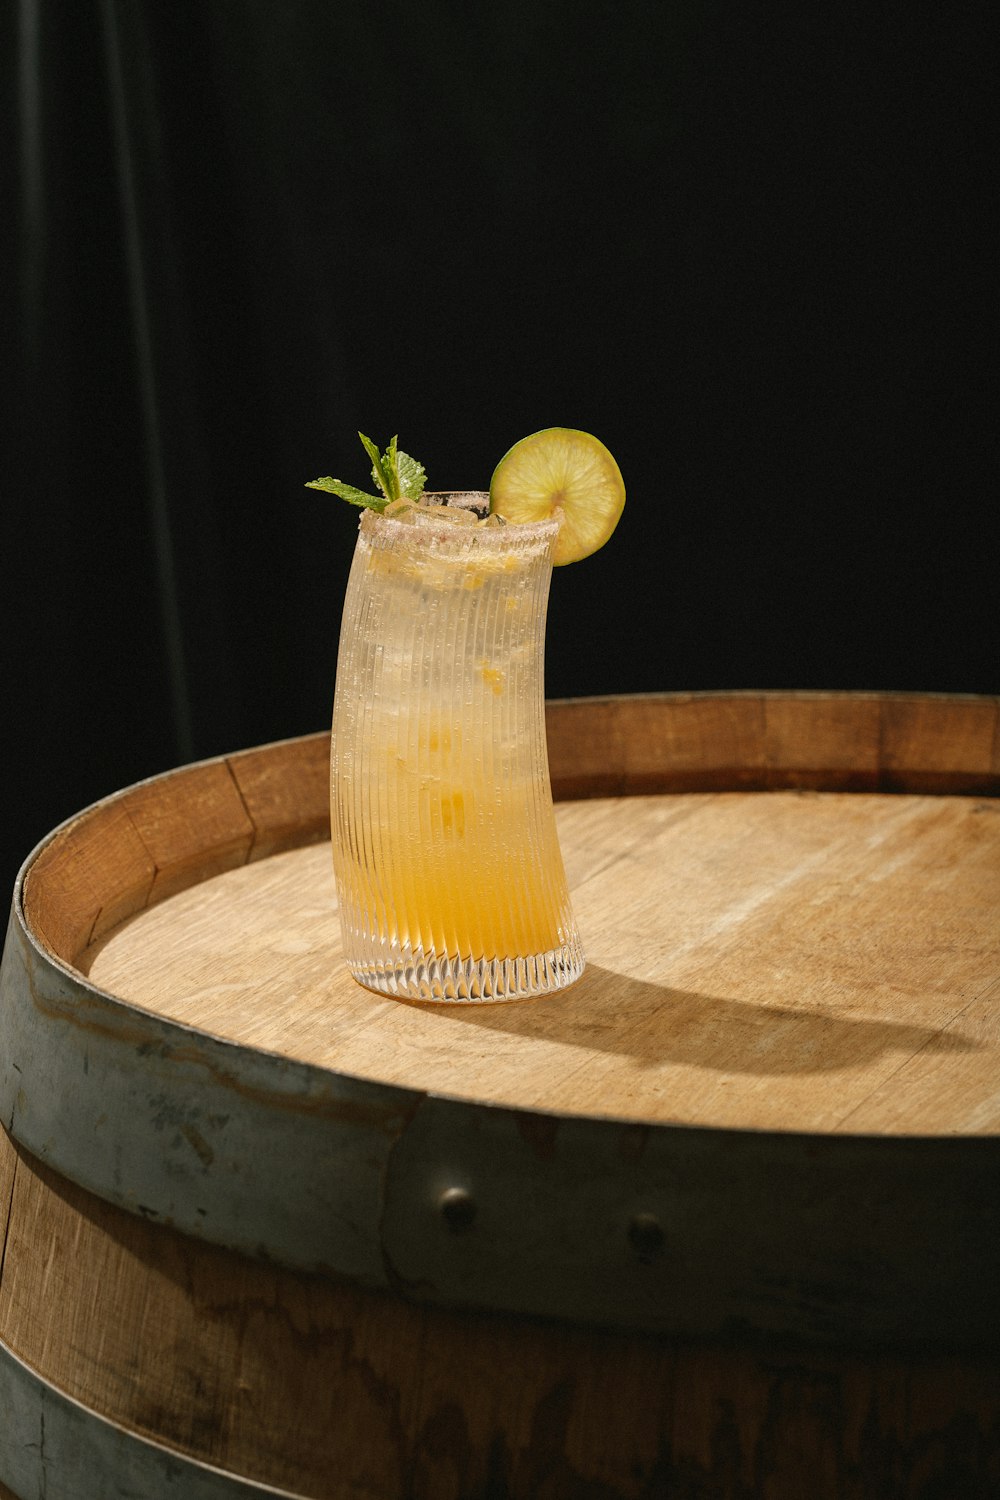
489;428;625;565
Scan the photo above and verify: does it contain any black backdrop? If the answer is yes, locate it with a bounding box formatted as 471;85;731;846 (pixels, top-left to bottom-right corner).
2;0;994;892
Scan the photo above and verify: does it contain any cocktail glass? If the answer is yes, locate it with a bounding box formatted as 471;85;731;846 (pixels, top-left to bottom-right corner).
330;492;584;1002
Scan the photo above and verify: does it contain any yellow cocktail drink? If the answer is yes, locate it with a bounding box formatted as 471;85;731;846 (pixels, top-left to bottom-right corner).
330;493;584;1001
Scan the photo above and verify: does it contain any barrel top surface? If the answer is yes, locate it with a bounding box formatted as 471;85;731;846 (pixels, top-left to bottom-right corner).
15;693;1000;1139
84;792;1000;1139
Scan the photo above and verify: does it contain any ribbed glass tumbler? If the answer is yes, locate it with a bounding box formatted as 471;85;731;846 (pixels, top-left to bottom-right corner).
330;494;585;1002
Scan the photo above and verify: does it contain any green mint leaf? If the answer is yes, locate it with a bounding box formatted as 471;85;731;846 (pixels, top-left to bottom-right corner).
305;477;388;512
397;449;427;499
358;432;392;500
305;433;427;515
381;435;401;501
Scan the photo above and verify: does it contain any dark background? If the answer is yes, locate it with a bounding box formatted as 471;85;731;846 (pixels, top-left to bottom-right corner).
2;0;994;892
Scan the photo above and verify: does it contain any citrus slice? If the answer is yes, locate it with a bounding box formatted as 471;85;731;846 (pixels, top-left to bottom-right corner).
489;428;625;565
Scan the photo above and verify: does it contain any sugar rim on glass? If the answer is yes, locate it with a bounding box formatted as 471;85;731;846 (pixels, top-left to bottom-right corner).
358;492;560;549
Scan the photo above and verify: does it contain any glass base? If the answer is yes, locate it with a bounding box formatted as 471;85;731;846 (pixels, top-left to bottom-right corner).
347;938;586;1003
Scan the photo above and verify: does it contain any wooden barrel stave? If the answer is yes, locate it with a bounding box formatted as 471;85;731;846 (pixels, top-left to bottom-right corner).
544;691;1000;798
2;1129;999;1499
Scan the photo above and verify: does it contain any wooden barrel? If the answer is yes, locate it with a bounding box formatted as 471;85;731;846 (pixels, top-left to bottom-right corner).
1;690;998;1499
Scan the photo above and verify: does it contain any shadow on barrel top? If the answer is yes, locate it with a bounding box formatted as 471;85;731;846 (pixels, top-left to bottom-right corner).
439;964;977;1079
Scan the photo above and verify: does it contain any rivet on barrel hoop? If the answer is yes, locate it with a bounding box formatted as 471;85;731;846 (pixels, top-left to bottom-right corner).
439;1186;477;1232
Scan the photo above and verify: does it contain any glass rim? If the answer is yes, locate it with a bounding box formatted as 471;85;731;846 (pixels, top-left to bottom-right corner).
358;493;560;546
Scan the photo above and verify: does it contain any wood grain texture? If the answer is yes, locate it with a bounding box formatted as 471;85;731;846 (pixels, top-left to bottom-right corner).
546;692;770;795
544;692;1000;797
21;735;326;966
22;795;156;960
1;1134;997;1500
107;759;255;905
879;694;1000;790
81;789;1000;1135
21;695;1000;970
227;733;330;860
0;1127;15;1271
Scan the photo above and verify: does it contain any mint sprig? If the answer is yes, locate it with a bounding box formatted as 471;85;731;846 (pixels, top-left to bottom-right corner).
306;432;427;512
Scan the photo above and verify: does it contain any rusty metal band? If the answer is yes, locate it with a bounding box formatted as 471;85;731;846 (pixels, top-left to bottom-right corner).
2;853;1000;1351
0;1339;297;1499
